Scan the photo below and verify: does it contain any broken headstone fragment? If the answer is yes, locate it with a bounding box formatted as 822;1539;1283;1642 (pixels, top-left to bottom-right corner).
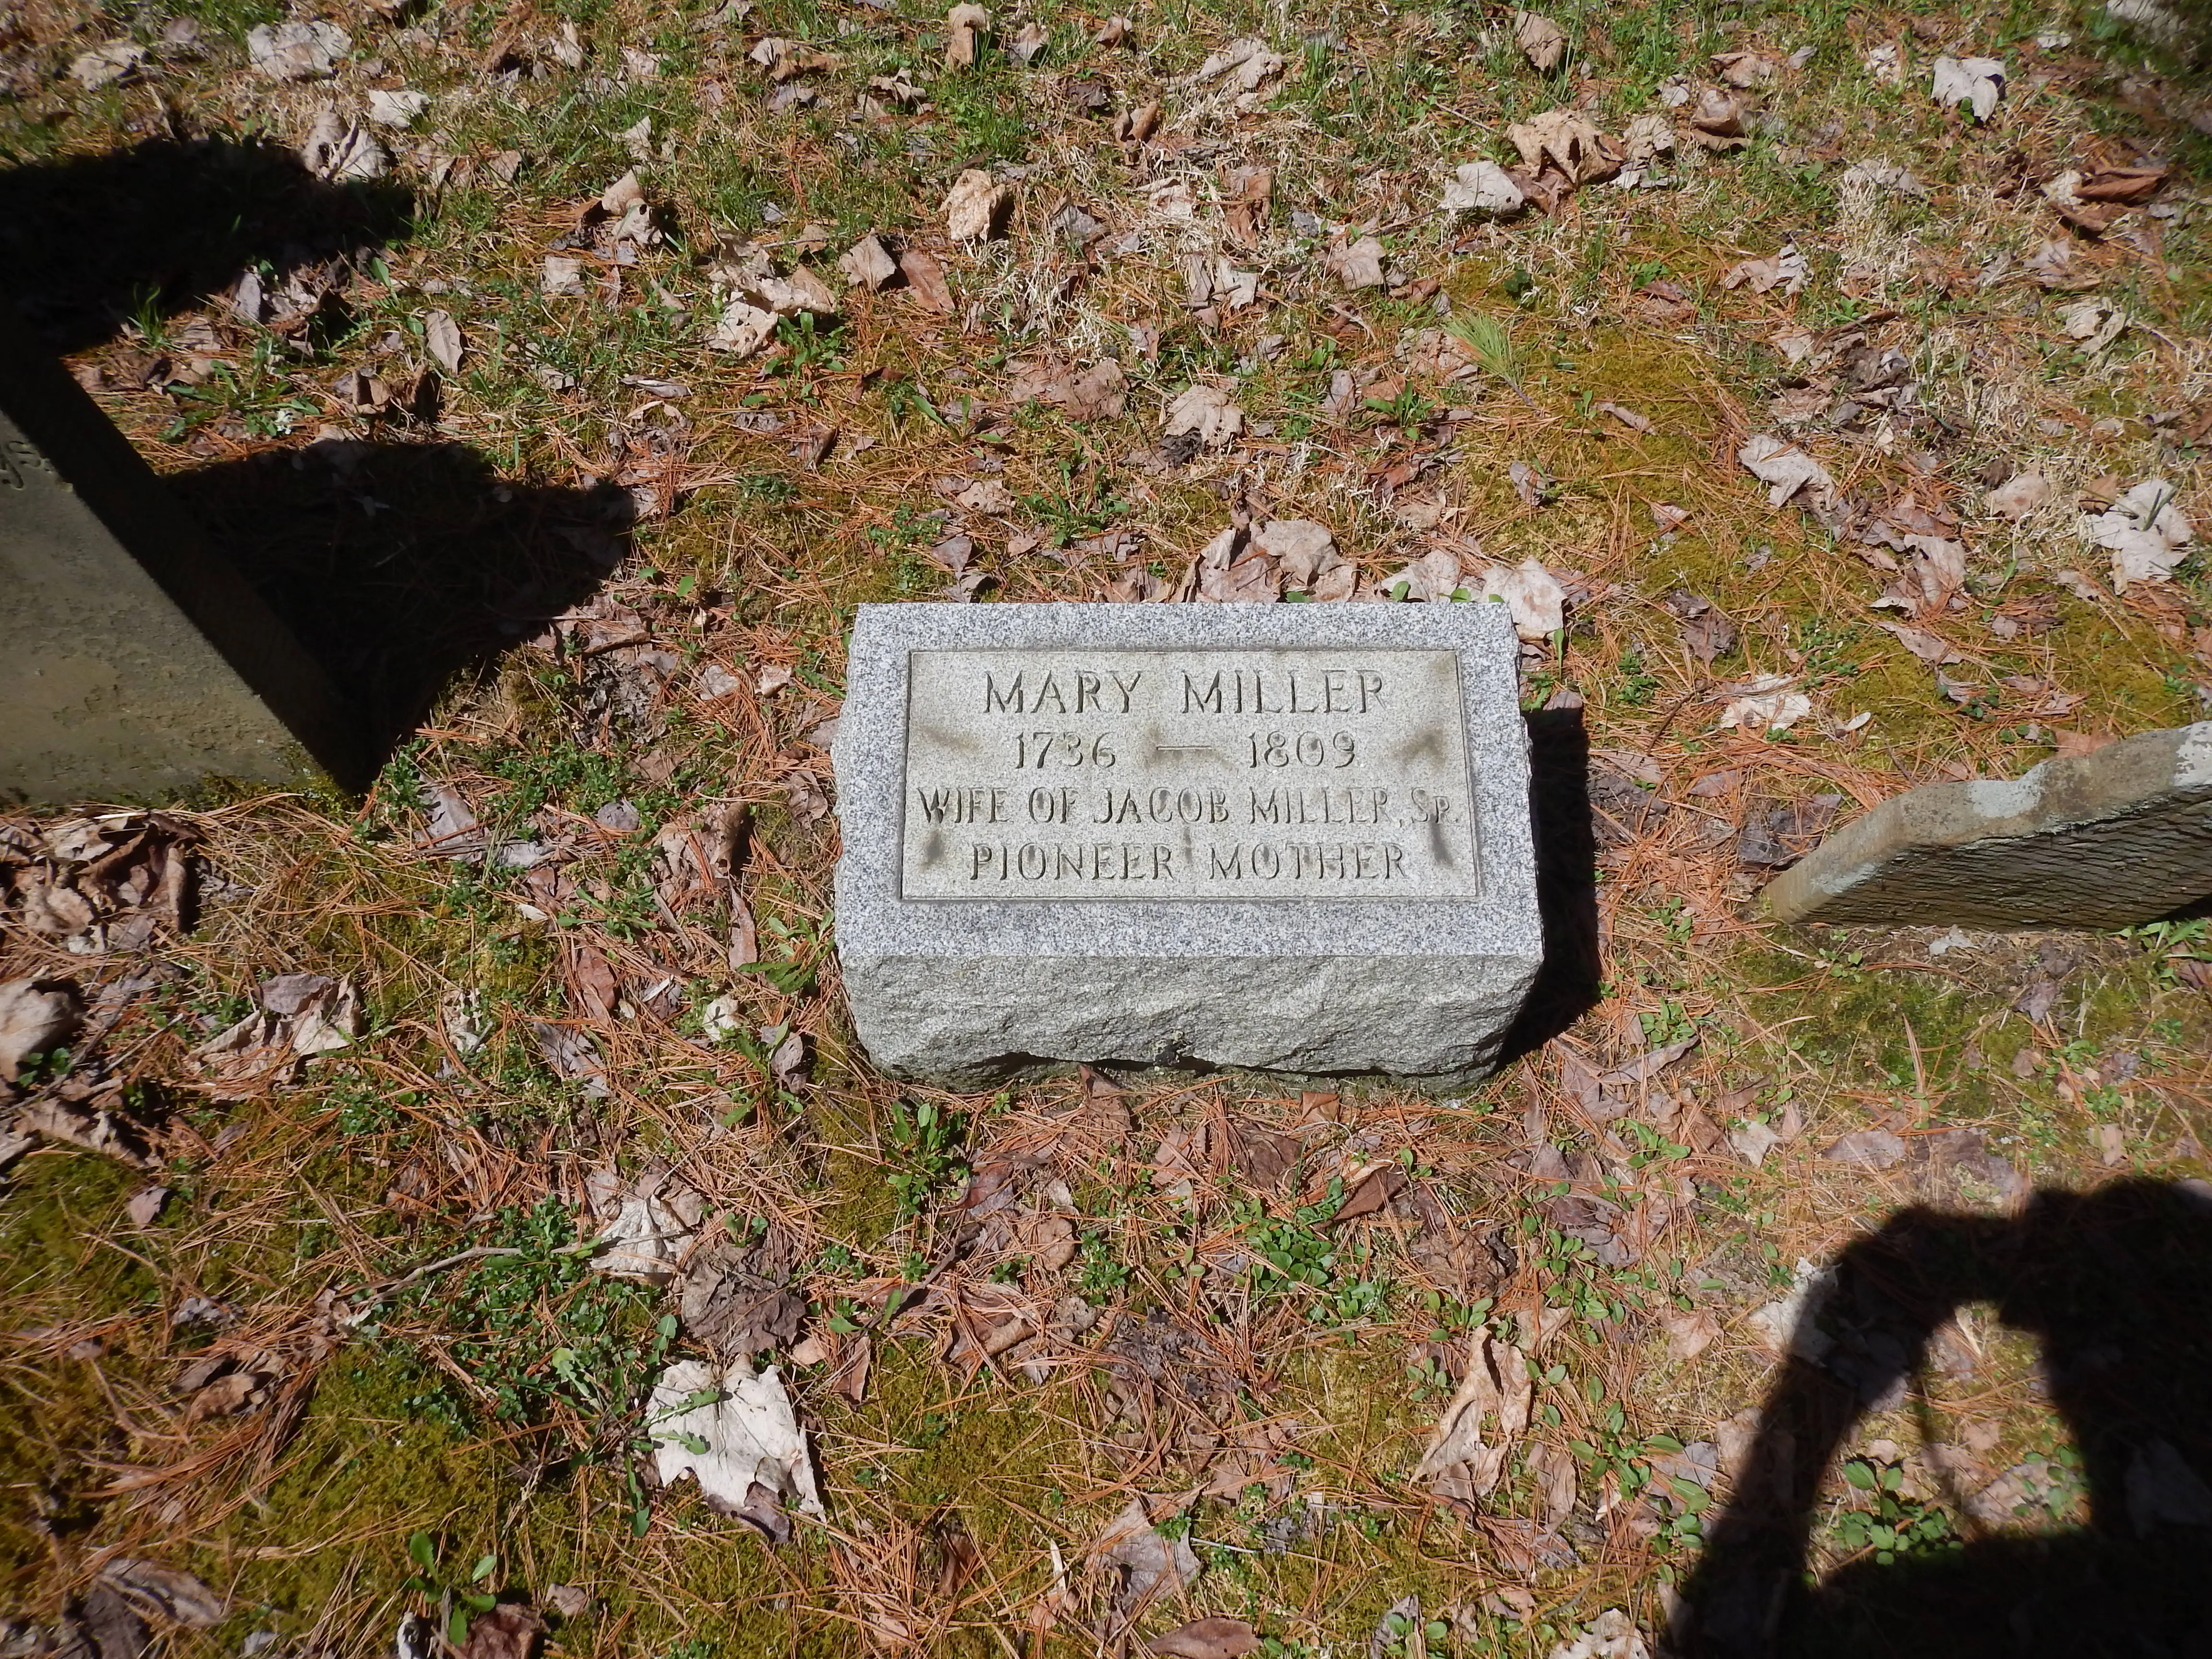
0;302;363;802
1766;722;2212;928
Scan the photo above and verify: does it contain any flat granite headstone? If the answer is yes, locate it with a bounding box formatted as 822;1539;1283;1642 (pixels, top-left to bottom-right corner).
830;602;1541;1087
0;300;362;804
1765;721;2212;929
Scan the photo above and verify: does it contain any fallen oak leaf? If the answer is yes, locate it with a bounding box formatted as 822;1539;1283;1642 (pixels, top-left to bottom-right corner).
2077;164;2166;204
1479;557;1565;642
1164;384;1243;448
1825;1128;1907;1168
1440;159;1526;217
1721;243;1809;295
1185;36;1286;93
1682;84;1748;148
98;1559;225;1630
1873;618;1963;665
1325;236;1387;290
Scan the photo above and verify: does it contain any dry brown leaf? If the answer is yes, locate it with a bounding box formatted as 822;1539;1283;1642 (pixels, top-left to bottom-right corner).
840;233;900;290
1711;47;1779;85
1506;108;1623;185
1331;1166;1405;1224
565;945;619;1022
899;250;955;313
1150;1617;1262;1658
0;977;80;1082
459;1605;545;1659
945;168;1012;240
2077;164;2166;203
1683;84;1748;146
1009;356;1128;421
1661;1307;1721;1361
1089;1498;1201;1620
1413;1329;1531;1504
1222;165;1273;245
1526;1440;1578;1526
1164;385;1243;448
422;309;464;374
1325;236;1387;289
1513;10;1568;70
944;2;990;67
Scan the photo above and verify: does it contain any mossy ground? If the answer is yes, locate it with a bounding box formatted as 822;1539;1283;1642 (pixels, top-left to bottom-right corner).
5;0;2212;1648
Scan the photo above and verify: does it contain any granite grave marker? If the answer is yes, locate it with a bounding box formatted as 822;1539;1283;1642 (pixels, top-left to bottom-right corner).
831;602;1541;1086
0;300;361;804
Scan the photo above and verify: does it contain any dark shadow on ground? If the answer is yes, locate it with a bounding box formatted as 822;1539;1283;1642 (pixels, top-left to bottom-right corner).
1494;705;1603;1065
169;440;636;764
1678;1179;2212;1659
0;138;415;355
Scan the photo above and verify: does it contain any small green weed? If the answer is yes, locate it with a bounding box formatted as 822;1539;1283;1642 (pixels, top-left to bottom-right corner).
400;1532;499;1648
884;1099;967;1219
1830;1457;1963;1565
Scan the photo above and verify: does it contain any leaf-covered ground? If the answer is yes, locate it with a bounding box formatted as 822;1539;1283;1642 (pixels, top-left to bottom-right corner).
4;0;2212;1651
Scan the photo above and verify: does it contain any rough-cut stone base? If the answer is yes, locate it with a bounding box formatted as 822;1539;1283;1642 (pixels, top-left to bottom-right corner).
1765;722;2212;929
841;950;1541;1090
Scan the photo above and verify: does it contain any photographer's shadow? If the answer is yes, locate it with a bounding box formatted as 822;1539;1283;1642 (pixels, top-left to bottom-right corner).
1681;1179;2212;1659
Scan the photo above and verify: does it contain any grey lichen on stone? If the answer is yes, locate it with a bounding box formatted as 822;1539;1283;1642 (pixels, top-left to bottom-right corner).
1764;722;2212;930
830;601;1542;1088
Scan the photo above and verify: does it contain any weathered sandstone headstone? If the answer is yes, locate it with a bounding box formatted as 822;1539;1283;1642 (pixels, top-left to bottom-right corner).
0;301;361;804
1765;722;2212;929
830;602;1541;1086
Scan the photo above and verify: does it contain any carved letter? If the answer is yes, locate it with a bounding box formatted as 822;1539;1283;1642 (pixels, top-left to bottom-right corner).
1182;672;1224;714
985;672;1025;713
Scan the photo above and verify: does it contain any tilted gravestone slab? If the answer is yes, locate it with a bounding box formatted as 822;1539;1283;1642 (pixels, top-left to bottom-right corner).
0;301;361;805
1765;721;2212;929
830;602;1541;1087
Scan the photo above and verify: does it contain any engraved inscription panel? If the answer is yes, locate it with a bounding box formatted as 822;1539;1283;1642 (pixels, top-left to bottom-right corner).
899;648;1482;901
